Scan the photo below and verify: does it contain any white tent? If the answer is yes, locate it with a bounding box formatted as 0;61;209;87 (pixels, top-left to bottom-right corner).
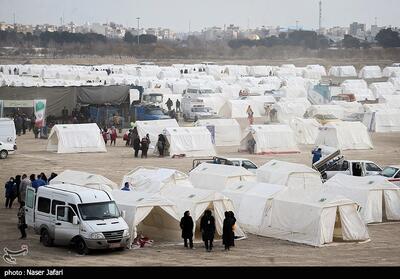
328;66;357;77
120;167;246;240
136;119;179;150
279;86;307;98
315;122;373;150
219;100;262;118
324;174;400;223
306;65;327;76
369;82;395;99
222;181;369;247
379;95;400;110
363;109;400;132
47;124;107;154
383;67;400;77
163;127;216;157
272;98;311;124
307;105;346;119
289;117;321;144
341;79;375;101
240;125;300;154
112;190;181;243
189;163;256;191
248;66;273;77
194;118;241;146
358;66;382;79
49;170;118;192
389;77;400;91
257;160;322;190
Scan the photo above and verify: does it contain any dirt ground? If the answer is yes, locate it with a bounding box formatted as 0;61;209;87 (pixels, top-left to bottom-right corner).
1;127;400;266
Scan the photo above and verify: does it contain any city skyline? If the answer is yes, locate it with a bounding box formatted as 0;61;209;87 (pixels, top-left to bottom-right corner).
1;0;399;32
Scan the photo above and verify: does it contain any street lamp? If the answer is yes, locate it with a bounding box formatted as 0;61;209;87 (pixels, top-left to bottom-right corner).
136;17;140;45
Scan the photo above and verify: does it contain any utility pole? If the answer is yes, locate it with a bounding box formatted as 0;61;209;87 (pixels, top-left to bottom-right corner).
319;1;322;33
136;17;140;45
296;20;299;30
13;12;16;29
189;20;191;35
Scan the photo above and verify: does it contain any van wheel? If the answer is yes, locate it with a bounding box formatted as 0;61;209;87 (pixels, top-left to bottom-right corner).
76;238;89;255
0;150;8;159
41;229;53;247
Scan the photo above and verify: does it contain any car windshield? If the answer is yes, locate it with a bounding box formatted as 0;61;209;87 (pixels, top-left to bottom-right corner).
381;167;399;178
242;160;257;169
78;201;120;220
148;109;164;115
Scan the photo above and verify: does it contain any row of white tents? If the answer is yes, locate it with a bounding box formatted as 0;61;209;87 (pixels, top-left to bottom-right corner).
47;159;400;247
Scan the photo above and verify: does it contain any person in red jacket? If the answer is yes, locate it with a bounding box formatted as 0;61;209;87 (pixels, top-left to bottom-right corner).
110;126;117;146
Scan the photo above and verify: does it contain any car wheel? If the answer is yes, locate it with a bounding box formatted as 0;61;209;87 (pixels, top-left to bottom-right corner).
40;229;53;247
76;238;89;255
0;150;8;159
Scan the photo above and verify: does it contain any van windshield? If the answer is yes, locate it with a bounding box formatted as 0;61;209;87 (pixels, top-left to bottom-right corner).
78;201;120;220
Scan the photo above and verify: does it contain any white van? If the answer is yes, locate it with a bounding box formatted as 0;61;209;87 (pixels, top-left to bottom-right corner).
25;184;130;254
0;118;16;146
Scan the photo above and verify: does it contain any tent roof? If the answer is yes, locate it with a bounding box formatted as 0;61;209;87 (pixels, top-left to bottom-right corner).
325;173;399;191
190;162;255;178
49;170;117;191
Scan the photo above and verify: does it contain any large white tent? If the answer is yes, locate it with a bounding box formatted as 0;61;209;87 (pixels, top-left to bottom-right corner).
363;109;400;132
315;122;373;150
272;98;311;124
219;100;262;118
47;124;107;154
257;160;322;190
289;117;321;144
163;127;216;157
369;82;395;99
341;79;375;101
49;170;118;192
240;125;300;154
359;66;382;79
112;190;181;243
194;118;241;146
328;66;357;77
383;67;400;78
324;174;400;223
136;119;179;150
189;163;256;191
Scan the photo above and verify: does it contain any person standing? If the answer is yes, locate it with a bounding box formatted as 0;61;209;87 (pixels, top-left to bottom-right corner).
62;106;69;124
246;105;254;126
121;182;131;191
140;136;149;158
14;175;21;205
110;126;117;146
229;211;237;247
200;210;216;252
222;211;234;251
15;115;23;136
17;202;27;239
22;114;27;135
156;134;166;157
311;147;322;164
166;98;173;112
5;177;17;208
19;174;31;204
102;127;109;145
176;99;181;113
180;211;194;249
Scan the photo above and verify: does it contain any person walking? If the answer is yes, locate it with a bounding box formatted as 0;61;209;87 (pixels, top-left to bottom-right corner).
19;174;30;204
140;136;150;158
229;211;237;247
222;211;235;251
5;177;17;208
200;210;216;252
110;126;117;146
176;99;181;113
166;98;173;112
17;202;27;239
247;105;254;126
180;211;194;249
102;127;109;144
133;135;141;158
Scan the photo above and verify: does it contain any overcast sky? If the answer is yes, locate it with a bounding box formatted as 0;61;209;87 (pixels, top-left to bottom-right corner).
1;0;399;32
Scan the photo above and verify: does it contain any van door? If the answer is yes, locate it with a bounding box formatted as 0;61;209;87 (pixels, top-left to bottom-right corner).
54;205;80;246
25;187;36;227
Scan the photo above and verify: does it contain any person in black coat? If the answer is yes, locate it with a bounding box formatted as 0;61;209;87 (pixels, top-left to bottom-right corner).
157;134;166;157
180;211;194;249
140;136;149;158
132;135;141;158
229;211;237;247
222;211;235;251
200;210;216;252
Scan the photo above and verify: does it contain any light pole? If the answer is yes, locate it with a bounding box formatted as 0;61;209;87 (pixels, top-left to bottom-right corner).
136;17;140;45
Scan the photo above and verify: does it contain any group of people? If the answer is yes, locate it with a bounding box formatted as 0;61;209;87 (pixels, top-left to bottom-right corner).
179;210;237;252
165;98;181;113
102;126;118;146
4;172;57;239
123;127;151;158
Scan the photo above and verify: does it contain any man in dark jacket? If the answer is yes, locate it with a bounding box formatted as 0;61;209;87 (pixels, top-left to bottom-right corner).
5;177;17;208
180;211;194;249
222;211;235;251
140;136;149;158
200;210;216;252
157;134;166;157
166;98;173;111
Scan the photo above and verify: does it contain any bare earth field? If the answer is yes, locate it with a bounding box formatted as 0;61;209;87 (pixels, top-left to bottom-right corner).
1;126;400;266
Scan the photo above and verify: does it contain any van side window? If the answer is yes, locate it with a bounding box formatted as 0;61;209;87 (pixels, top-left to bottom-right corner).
51;200;65;215
68;204;78;223
37;197;51;213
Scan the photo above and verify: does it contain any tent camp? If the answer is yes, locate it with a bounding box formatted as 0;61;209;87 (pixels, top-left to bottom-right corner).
257;160;322;190
46;124;107;153
363;109;400;132
194;118;241;146
272;98;311;124
49;170;118;192
240;125;300;154
289;117;321;144
112;190;181;243
189;163;256;191
120;167;246;240
324;174;400;223
222;181;370;247
163;127;216;157
315;122;373;150
136;119;179;150
359;66;382;79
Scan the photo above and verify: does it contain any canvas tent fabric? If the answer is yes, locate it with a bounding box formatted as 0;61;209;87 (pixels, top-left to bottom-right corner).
359;66;382;79
136;119;179;150
306;105;346;120
369;82;395;98
289;117;321;144
257;160;322;190
341;80;375;101
112;190;181;243
49;170;117;192
383;67;400;78
379;95;400;110
194;118;241;146
163;127;216;157
328;66;357;77
363;109;400;132
315;122;373;150
189;163;256;191
219;100;262;118
389;77;400;91
239;125;300;154
324;174;400;223
47;123;107;153
272;98;311;124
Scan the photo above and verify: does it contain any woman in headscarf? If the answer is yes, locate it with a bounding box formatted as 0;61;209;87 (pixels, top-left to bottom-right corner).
200;210;215;252
180;211;194;249
222;211;234;251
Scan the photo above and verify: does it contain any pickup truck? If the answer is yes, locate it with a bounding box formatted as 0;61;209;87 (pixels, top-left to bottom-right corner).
0;141;15;159
192;156;258;173
132;104;171;121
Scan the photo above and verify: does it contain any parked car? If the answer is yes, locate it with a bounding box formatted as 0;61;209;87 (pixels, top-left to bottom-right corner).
192;156;258;173
380;165;400;186
0;140;15;159
25;184;130;254
324;159;382;180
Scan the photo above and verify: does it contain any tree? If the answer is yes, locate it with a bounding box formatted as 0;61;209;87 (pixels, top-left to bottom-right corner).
124;31;135;43
375;28;400;48
342;35;360;49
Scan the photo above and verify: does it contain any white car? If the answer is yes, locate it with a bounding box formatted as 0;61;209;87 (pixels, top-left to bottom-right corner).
380;165;400;186
0;141;15;159
325;159;382;179
214;157;258;174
